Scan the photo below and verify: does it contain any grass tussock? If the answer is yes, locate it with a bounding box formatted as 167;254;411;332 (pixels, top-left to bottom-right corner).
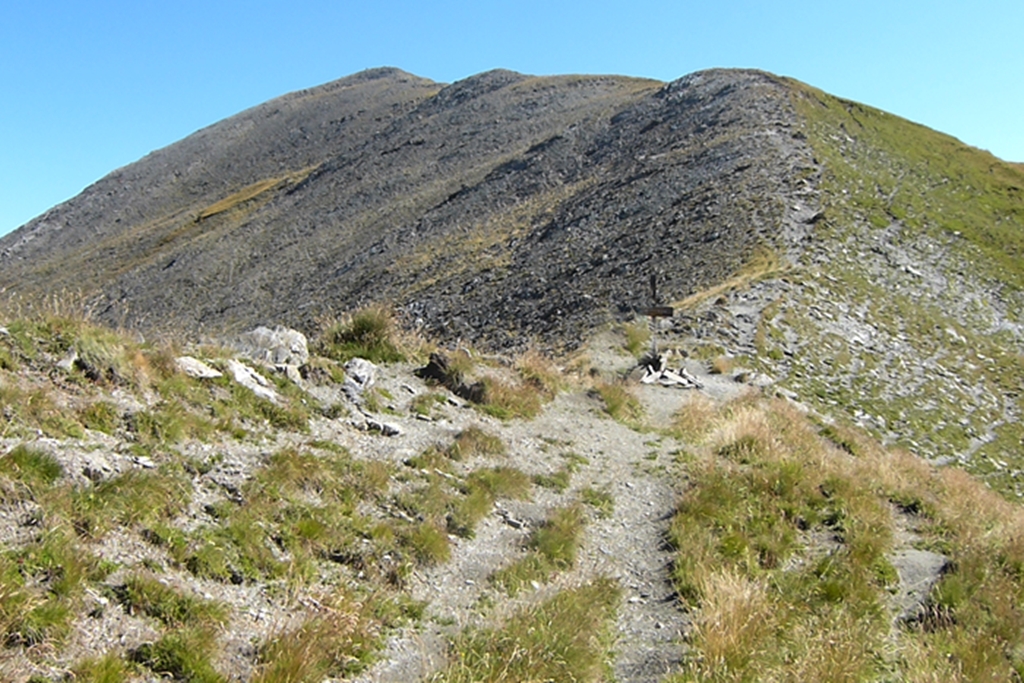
0;527;108;646
253;590;386;682
623;321;651;357
491;504;586;595
316;305;408;364
594;381;644;428
670;393;720;443
669;395;1024;681
432;578;620;683
447;426;506;460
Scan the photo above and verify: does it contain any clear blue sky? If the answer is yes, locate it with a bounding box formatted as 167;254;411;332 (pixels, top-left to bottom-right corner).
2;1;1022;237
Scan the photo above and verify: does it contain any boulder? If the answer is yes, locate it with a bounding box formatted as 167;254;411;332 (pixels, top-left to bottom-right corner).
235;326;309;366
175;356;223;379
343;357;378;402
226;359;280;404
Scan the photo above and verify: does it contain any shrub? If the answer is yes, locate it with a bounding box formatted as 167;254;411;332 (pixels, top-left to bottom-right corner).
435;579;620;683
317;306;406;364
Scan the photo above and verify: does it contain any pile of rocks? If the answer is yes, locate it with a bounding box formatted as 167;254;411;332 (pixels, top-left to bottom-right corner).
632;351;703;389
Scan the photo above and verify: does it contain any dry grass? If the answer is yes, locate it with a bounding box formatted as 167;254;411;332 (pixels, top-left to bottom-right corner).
687;570;776;674
672;247;790;311
670;393;720;443
669;395;1024;681
432;578;620;683
708;355;735;375
251;588;388;682
196;166;316;220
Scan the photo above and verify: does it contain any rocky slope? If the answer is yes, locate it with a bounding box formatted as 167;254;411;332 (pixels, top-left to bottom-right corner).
0;316;982;682
0;68;817;348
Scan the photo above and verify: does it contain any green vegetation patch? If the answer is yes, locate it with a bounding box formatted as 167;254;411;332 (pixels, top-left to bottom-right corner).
670;396;1024;681
790;81;1024;289
491;504;586;595
432;578;620;683
317;305;407;364
594;381;644;428
253;589;390;682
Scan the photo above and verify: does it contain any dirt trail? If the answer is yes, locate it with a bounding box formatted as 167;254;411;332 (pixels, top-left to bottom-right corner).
350;333;757;682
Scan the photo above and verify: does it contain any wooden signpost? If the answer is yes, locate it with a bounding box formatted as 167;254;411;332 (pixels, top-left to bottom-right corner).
641;274;674;319
640;274;673;355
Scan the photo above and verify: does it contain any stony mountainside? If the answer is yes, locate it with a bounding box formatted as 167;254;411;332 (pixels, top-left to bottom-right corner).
0;67;816;347
2;66;1024;489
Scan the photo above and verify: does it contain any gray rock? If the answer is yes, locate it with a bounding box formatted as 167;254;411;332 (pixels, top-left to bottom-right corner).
343;358;378;400
235;326;309;366
175;356;223;379
226;359;280;404
891;548;949;623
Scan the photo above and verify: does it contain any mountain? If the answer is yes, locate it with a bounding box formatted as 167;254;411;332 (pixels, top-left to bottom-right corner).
2;66;1023;489
0;67;815;344
3;67;1024;682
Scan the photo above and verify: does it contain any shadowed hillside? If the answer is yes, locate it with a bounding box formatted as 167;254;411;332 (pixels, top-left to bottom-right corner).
0;68;818;347
2;66;1023;487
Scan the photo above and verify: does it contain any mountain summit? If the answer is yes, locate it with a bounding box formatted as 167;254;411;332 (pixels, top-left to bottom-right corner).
2;67;1023;484
0;68;816;345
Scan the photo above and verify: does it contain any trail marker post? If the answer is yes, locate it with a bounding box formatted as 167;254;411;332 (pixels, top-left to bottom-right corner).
640;273;674;355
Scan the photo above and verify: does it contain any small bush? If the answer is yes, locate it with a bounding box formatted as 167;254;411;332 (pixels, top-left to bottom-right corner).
318;306;406;364
595;381;644;427
434;578;621;683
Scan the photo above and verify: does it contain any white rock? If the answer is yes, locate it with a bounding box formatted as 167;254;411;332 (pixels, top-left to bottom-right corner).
175;356;223;379
235;326;309;366
226;359;280;404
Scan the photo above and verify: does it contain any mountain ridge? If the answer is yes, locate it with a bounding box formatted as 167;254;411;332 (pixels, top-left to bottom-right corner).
0;67;811;347
2;66;1023;486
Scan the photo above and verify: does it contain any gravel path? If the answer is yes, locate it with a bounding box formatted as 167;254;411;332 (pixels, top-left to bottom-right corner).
343;326;767;683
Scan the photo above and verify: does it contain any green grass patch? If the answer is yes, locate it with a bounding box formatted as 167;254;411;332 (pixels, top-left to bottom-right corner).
594;381;644;428
117;573;230;628
581;486;615;519
131;627;226;683
623;321;651;357
491;504;586;595
317;305;406;364
432;578;620;683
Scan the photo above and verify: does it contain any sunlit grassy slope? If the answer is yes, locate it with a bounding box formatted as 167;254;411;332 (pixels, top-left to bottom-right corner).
734;80;1024;496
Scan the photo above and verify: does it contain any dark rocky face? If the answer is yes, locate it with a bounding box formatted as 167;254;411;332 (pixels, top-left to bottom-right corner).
0;68;819;350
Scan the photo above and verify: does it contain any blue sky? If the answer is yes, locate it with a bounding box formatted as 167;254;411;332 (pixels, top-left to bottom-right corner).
2;1;1022;237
